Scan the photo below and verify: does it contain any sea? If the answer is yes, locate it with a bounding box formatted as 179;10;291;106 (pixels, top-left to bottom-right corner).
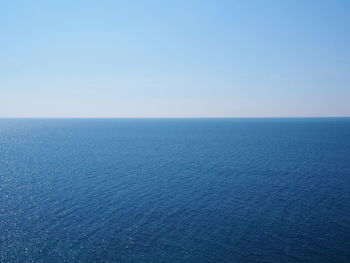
1;118;350;263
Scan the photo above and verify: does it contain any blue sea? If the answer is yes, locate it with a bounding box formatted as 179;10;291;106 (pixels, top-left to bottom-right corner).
1;118;350;262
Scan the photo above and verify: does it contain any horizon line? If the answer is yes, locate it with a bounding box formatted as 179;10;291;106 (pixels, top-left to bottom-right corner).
0;116;349;119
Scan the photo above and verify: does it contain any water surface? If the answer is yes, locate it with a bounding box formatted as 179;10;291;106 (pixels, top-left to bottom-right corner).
1;118;350;262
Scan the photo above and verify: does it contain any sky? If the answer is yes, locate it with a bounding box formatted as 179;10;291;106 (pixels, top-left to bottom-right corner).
1;0;349;117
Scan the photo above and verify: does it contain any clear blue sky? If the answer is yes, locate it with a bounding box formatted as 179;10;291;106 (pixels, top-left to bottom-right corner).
1;0;349;117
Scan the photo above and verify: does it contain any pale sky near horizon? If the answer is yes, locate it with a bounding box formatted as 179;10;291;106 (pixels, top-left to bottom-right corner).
1;0;349;117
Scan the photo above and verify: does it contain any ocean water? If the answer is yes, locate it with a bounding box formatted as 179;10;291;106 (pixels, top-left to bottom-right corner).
1;118;350;263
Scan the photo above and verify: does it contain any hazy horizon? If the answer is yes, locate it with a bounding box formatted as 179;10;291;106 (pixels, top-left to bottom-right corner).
1;116;350;119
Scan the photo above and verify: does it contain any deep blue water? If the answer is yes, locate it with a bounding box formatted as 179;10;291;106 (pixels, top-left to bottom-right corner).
1;118;350;263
